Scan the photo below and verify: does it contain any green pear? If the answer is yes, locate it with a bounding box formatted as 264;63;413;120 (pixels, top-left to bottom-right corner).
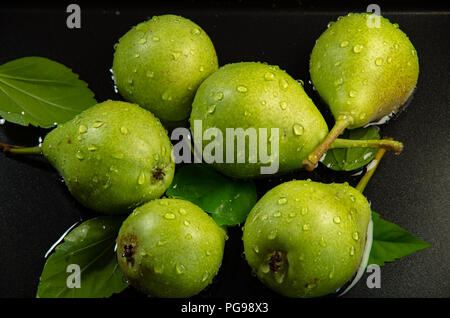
190;62;329;178
41;100;175;214
112;14;218;126
116;198;227;298
303;12;418;170
242;180;371;297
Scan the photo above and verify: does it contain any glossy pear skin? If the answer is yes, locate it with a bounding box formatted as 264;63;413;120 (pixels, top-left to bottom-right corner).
243;180;371;297
310;13;419;128
190;62;329;178
42;100;175;214
112;14;218;124
116;198;226;298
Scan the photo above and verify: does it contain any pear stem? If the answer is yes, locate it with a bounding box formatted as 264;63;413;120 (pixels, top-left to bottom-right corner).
302;117;351;171
331;138;404;153
0;141;42;155
355;138;390;193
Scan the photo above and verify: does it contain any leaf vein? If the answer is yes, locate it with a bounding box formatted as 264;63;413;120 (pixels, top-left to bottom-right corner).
0;78;81;113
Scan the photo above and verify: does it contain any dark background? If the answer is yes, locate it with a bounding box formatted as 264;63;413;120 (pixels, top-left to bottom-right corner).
0;1;449;298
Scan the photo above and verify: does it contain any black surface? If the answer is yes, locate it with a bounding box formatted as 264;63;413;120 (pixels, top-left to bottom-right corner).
0;2;449;298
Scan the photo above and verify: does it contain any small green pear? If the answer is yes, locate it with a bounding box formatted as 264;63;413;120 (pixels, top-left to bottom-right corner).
116;198;227;298
242;180;371;297
190;62;329;178
304;12;418;170
41;100;175;214
112;14;218;126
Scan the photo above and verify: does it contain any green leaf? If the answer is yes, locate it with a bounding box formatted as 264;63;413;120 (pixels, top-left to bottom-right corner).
368;212;430;266
166;164;257;226
323;126;380;171
0;56;97;128
37;216;128;298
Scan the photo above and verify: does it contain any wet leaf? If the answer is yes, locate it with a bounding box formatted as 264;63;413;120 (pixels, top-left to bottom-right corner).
368;212;430;266
166;164;257;226
0;57;96;128
323;126;380;171
37;216;127;298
